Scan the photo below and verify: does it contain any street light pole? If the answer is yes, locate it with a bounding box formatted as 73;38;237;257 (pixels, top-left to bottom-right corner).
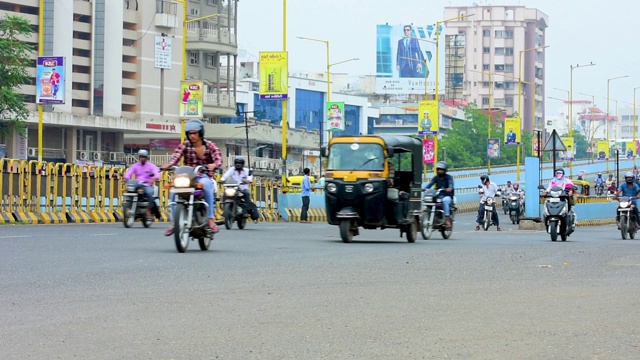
634;87;640;166
568;62;595;176
607;75;629;172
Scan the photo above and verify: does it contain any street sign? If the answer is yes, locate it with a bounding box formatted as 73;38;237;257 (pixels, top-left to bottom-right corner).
586;146;593;153
154;36;172;69
542;129;566;152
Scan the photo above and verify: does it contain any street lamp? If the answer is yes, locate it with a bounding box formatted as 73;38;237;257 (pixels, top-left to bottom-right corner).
579;92;599;163
469;69;494;173
568;62;595;175
607;75;629;171
433;13;475;174
634;87;640;166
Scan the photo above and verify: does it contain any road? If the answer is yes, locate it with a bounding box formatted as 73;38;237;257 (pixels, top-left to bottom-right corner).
1;215;639;359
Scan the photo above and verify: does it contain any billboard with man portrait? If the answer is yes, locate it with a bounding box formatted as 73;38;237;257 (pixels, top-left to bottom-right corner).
503;117;521;145
375;23;440;95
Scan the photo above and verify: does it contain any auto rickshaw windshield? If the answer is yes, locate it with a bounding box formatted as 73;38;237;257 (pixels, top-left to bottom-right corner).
327;143;385;171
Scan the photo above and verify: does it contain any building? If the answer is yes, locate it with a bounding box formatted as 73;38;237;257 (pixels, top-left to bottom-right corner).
443;5;549;132
0;0;238;163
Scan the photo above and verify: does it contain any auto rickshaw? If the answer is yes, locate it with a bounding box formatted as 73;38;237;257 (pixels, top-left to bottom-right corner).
323;135;423;243
571;179;590;196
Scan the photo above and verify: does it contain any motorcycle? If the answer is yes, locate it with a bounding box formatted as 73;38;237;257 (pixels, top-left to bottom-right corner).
617;196;638;240
502;193;509;215
480;196;499;231
166;166;213;253
538;185;576;242
421;188;456;240
594;183;605;196
508;192;524;224
221;182;251;230
122;179;157;228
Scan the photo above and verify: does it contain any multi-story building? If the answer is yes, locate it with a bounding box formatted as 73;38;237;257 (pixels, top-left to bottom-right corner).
443;5;549;132
0;0;237;163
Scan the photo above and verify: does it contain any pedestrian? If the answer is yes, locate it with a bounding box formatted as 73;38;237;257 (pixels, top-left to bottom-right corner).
300;167;313;223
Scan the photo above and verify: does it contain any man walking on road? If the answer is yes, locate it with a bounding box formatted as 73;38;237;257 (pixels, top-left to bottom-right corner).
300;168;313;223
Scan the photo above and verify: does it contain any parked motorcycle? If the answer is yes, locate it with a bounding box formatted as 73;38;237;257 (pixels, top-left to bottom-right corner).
538;185;576;242
421;188;456;240
166;166;213;253
508;192;524;224
221;181;251;230
122;179;157;228
617;196;638;240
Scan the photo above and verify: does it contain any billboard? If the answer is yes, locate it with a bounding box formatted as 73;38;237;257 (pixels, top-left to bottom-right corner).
423;138;435;164
560;137;574;160
154;35;172;69
487;138;500;159
626;141;638;158
179;81;203;118
259;51;288;100
418;100;438;135
36;56;65;104
504;117;521;145
376;23;440;95
597;140;609;160
326;102;345;132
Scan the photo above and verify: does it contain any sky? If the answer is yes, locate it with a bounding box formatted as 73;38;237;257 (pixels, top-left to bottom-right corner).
237;0;640;116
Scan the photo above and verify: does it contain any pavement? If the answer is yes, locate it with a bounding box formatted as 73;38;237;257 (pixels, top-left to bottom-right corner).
1;214;639;359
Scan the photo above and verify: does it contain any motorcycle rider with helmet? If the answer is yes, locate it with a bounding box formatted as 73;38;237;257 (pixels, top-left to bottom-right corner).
161;119;222;236
476;175;501;231
545;168;575;211
422;161;455;228
122;149;161;219
615;172;640;228
220;156;259;223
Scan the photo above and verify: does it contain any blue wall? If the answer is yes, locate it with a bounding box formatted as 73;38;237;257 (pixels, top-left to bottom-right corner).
253;94;283;125
295;89;324;131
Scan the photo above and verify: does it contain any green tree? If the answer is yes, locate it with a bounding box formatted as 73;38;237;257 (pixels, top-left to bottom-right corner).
0;15;35;137
439;105;534;169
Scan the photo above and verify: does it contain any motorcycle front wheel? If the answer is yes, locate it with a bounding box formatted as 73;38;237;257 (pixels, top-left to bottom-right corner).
174;204;190;253
421;212;433;240
549;220;558;242
620;214;628;240
123;200;135;228
224;203;234;230
483;211;491;231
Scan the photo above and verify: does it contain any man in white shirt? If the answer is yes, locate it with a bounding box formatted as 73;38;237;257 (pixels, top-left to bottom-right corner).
476;175;501;231
220;156;258;222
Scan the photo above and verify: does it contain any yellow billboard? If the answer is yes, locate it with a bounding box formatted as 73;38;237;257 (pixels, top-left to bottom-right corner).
597;140;609;160
560;137;574;160
504;117;521;145
259;51;288;100
418;100;438;135
180;80;203;118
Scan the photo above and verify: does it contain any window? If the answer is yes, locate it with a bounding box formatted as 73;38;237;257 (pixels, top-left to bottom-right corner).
505;47;514;56
495;30;504;38
207;0;217;4
495;47;505;55
482;97;489;105
505;82;516;90
482;81;489;88
495;82;505;89
483;47;490;53
482;29;490;37
189;51;198;65
494;64;505;72
505;64;514;72
482;64;489;70
505;97;514;106
206;53;216;68
505;30;514;38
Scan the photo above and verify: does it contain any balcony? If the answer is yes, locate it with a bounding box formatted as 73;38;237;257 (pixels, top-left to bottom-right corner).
186;29;238;54
203;92;236;117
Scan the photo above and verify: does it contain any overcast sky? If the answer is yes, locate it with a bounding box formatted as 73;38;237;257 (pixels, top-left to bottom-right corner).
237;0;640;115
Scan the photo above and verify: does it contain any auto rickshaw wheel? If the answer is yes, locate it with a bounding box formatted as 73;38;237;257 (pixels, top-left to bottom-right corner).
405;220;417;243
340;220;353;243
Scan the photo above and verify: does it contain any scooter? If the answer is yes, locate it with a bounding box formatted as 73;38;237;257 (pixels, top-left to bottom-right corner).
421;188;456;240
617;196;638;240
508;193;524;224
539;185;576;242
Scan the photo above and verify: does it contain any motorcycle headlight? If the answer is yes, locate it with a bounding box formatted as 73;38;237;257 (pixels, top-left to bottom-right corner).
126;186;135;192
173;176;190;188
326;183;337;193
225;188;237;197
423;196;433;202
364;183;374;193
486;198;494;205
620;201;630;208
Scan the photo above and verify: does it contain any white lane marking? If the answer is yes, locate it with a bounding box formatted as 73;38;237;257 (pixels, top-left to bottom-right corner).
0;235;31;239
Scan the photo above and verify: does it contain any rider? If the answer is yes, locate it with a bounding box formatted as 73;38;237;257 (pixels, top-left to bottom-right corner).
511;182;525;211
615;172;640;228
546;168;575;213
422;161;455;228
504;181;514;194
606;174;615;187
122;149;161;219
162;119;222;236
476;175;501;231
220;156;259;223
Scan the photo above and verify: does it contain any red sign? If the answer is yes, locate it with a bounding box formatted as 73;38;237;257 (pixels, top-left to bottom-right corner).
188;84;201;91
42;59;58;67
145;123;177;132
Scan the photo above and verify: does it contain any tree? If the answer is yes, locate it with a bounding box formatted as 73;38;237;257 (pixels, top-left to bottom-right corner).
439;104;533;168
0;15;35;137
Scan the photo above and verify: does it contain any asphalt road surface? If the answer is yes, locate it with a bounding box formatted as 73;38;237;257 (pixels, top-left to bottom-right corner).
1;214;639;359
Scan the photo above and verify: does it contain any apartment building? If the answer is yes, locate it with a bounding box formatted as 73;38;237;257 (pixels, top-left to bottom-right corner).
0;0;238;163
443;5;548;132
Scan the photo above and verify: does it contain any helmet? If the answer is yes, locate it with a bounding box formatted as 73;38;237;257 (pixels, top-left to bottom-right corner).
555;168;565;175
625;172;635;183
480;175;489;183
436;161;448;171
185;119;204;139
597;173;602;176
137;149;149;157
234;156;245;169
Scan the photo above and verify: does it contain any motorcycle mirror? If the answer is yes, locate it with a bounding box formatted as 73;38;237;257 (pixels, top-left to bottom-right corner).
537;185;545;190
248;169;253;176
477;185;482;188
